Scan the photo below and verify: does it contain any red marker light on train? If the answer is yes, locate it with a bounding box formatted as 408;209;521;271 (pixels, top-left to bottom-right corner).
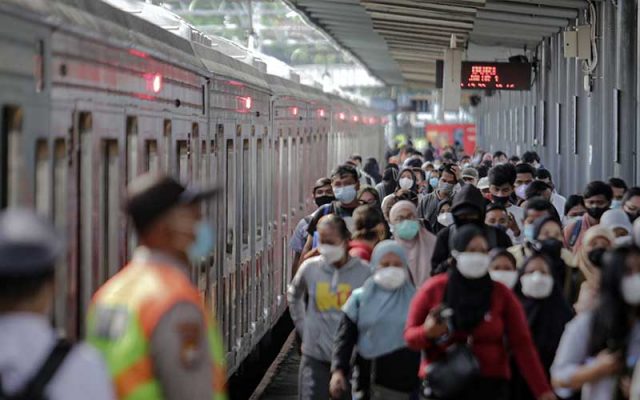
353;116;359;123
291;107;299;116
338;112;346;121
244;96;253;110
318;108;325;118
152;74;162;93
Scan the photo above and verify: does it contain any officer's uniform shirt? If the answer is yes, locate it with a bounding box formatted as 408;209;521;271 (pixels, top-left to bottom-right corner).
131;248;215;400
0;313;114;400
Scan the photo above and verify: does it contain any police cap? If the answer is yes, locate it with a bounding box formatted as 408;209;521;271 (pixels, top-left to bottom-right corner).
126;174;219;234
0;208;64;277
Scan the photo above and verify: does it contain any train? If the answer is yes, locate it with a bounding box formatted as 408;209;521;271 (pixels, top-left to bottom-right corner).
0;0;386;375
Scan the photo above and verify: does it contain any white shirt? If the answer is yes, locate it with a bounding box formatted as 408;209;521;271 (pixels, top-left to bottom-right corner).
0;313;114;399
505;204;525;244
551;192;567;219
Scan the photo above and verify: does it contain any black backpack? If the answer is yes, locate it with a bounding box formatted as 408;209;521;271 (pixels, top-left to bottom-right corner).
0;339;73;400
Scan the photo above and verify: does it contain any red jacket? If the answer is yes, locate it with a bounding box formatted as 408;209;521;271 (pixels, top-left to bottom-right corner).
404;274;552;398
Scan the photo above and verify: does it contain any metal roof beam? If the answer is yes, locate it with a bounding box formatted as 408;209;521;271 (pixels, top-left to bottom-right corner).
473;20;561;34
499;0;586;8
475;10;570;26
362;0;477;14
368;11;474;29
483;1;578;18
361;2;475;22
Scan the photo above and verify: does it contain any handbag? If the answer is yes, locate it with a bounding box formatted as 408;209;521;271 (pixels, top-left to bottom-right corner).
420;337;480;400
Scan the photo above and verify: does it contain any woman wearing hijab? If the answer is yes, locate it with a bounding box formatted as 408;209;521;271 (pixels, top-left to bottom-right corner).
433;199;453;234
375;165;398;202
511;254;574;400
405;225;555;400
600;208;633;245
389;201;436;287
488;248;519;289
382;168;418;211
330;241;420;400
363;158;382;184
574;226;614;313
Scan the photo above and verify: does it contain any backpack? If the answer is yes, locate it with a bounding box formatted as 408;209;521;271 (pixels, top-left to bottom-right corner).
0;339;72;400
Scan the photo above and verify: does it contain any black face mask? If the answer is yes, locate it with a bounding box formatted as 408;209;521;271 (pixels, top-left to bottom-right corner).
492;195;511;206
534;238;563;259
453;215;482;227
627;212;639;223
315;195;335;207
587;206;608;220
587;248;607;267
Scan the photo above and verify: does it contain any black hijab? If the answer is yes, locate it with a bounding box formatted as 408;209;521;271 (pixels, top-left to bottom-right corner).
514;254;574;370
381;166;399;197
445;225;494;332
530;216;567;288
363;157;382;184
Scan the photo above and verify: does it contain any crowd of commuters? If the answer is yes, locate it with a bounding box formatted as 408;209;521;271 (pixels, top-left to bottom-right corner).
289;145;640;400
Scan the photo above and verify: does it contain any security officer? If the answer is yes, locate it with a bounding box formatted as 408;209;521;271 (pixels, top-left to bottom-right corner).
86;175;227;400
0;209;114;400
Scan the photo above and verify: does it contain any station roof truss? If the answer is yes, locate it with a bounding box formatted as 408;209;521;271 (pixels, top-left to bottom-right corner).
283;0;586;88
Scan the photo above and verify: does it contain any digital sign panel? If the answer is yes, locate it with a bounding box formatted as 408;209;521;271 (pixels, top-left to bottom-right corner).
436;61;532;91
460;62;531;90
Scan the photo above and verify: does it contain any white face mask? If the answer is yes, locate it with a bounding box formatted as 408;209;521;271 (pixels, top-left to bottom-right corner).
520;272;554;299
489;270;518;289
455;252;490;279
621;274;640;305
318;243;345;264
437;212;454;227
373;267;407;290
399;177;413;190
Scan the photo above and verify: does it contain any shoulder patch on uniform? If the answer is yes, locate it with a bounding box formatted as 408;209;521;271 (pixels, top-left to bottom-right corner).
177;322;203;369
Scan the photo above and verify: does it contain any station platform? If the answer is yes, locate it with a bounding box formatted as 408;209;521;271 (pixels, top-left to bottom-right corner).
250;333;299;400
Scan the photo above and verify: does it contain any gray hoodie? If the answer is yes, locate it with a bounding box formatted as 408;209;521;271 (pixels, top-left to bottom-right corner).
287;255;370;362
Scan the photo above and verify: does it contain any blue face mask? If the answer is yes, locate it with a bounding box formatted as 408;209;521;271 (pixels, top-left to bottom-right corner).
523;224;536;242
611;199;622;209
394;220;420;240
429;177;439;188
188;221;216;262
333;185;357;204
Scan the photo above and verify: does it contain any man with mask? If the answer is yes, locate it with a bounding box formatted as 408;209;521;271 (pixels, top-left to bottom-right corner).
417;164;457;229
87;175;227;400
521;151;541;169
608;177;628;208
536;169;566;217
492;151;508;166
430;184;512;275
623;187;640;222
290;178;334;275
514;163;536;202
563;180;613;254
488;164;523;243
302;165;361;258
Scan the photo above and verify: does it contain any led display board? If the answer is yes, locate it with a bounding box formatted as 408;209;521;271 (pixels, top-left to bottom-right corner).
436;61;532;90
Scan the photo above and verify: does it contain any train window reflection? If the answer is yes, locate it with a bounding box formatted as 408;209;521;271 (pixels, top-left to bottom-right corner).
35;139;49;216
145;140;158;173
101;140;120;281
176;140;188;182
53;139;67;333
242;138;249;247
2;106;23;208
256;138;263;239
226;139;234;256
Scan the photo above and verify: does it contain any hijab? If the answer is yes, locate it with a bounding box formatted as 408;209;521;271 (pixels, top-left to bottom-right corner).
445;225;494;332
389;201;436;286
381;166;399;198
531;216;567;287
342;241;415;359
514;254;574;370
396;167;418;193
363;157;382;184
577;225;614;287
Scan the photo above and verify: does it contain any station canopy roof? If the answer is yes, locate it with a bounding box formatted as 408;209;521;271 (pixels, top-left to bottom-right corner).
283;0;586;88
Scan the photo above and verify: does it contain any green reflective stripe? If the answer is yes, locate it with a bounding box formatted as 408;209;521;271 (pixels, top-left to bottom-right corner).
207;324;226;366
124;381;163;400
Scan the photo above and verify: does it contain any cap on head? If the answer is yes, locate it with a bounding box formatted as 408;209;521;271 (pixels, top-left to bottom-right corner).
461;168;479;180
126;174;219;235
478;177;490;190
0;209;63;277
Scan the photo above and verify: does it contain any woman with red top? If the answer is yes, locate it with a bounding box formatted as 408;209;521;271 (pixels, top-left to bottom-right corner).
404;224;557;400
348;205;387;262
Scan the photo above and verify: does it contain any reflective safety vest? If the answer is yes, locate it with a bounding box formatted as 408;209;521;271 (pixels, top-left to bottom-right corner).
86;261;227;400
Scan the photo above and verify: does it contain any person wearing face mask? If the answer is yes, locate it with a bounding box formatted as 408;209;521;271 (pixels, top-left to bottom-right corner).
485;203;522;244
405;225;556;400
430;184;513;276
607;177;628;209
349;205;388;262
574;226;614;314
493;151;508;166
600;208;633;246
622;187;640;223
393;168;418;195
564;181;613;255
376;164;399;201
88;175;227;400
303;165;361;258
552;247;640;400
536;169;566;218
290;178;335;275
330;241;420;400
489;164;525;242
434;200;453;234
417;164;458;229
425;168;441;194
511;254;573;400
515;163;537;204
564;195;587;227
389;201;436;287
488;248;519;289
412;167;429;195
522;151;542;170
288;215;370;400
0;209;114;400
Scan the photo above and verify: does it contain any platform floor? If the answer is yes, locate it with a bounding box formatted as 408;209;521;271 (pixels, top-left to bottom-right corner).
252;333;299;400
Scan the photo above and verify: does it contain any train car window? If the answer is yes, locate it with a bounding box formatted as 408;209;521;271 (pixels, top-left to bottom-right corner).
1;106;23;208
34;140;50;216
78;112;93;318
225;139;235;256
298;136;304;210
176;140;188;182
192;123;199;183
101;140;120;281
52;139;67;333
256;138;263;239
200;140;208;187
289;138;296;212
163;119;171;173
242;138;249;247
126;117;138;183
145;140;158;173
